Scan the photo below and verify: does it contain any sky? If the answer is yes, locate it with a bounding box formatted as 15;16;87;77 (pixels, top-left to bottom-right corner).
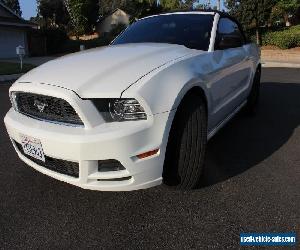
19;0;225;20
20;0;37;20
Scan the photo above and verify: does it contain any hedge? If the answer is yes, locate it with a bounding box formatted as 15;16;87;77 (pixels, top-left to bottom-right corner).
60;25;127;53
60;36;111;54
262;25;300;49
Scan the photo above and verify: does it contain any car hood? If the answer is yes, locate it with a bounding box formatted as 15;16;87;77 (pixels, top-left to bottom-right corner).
17;43;194;98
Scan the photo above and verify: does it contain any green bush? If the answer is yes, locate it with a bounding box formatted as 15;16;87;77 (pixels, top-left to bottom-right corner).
262;25;300;49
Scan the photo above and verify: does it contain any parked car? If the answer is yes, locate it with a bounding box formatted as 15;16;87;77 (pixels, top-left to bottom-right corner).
4;11;261;191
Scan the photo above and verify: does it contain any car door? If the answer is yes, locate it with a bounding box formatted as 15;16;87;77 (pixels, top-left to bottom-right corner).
209;17;252;129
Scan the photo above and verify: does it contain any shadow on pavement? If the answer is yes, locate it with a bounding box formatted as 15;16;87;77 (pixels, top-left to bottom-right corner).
200;81;300;187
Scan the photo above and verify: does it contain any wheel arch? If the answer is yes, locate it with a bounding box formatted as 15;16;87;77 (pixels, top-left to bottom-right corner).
175;86;208;113
162;85;208;187
161;85;209;169
164;85;209;144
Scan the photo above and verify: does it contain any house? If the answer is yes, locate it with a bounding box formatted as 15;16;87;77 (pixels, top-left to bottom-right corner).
0;2;36;58
96;9;130;35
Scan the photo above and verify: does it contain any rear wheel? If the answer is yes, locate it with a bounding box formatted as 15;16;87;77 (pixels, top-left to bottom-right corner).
163;92;207;190
244;66;261;115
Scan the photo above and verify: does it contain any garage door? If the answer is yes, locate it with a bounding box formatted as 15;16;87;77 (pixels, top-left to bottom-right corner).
0;28;26;58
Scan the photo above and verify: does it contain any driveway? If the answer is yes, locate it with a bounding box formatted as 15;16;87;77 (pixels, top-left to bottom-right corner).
0;68;299;249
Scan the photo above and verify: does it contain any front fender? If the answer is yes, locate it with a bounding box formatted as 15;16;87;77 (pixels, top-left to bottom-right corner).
121;52;215;133
122;53;212;115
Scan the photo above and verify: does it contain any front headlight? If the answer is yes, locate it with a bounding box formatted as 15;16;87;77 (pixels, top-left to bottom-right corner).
91;98;147;122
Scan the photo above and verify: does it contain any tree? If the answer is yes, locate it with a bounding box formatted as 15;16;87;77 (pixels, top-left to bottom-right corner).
194;1;210;10
226;0;276;44
99;0;127;16
125;0;162;19
64;0;87;36
160;0;199;10
37;0;69;27
180;0;197;9
99;0;159;19
98;0;199;19
83;0;99;29
159;0;181;10
1;0;22;16
273;0;300;26
64;0;99;36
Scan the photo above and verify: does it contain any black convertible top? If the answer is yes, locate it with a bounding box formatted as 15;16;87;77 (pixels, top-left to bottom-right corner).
163;9;237;21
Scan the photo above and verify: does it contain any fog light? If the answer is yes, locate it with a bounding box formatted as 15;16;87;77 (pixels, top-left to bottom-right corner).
98;160;125;172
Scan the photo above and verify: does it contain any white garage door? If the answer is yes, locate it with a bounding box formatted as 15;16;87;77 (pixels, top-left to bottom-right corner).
0;28;26;59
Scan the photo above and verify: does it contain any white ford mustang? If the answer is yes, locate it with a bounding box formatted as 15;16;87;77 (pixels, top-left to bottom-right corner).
4;11;261;191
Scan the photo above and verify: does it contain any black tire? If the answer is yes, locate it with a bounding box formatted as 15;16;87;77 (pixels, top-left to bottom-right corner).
244;66;261;115
163;92;207;190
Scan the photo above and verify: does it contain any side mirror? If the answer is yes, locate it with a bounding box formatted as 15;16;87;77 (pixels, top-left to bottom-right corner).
216;35;243;50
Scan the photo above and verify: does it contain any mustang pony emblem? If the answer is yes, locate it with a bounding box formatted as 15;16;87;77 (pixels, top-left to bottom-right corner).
34;100;48;112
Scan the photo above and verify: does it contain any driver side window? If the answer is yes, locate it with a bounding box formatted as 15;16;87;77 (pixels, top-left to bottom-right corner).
215;18;245;50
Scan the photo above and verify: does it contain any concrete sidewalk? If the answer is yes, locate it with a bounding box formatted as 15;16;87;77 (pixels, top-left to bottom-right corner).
261;49;300;67
262;61;300;68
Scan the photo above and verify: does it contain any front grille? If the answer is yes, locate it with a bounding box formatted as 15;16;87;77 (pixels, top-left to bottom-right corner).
14;92;84;126
14;141;79;178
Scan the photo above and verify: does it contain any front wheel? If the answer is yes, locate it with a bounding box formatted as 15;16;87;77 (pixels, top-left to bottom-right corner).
163;92;207;190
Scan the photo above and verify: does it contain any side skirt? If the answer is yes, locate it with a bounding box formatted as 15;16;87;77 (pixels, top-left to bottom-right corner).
207;101;247;140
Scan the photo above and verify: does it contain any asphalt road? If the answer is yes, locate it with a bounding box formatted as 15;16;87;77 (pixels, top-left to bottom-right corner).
0;68;299;249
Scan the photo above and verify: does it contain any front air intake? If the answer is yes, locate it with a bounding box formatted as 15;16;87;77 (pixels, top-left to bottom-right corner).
14;141;79;178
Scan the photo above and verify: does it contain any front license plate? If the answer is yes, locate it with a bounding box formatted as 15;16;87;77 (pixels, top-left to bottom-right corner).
20;135;45;162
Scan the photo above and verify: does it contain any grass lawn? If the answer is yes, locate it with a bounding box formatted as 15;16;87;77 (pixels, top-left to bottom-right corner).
0;61;36;75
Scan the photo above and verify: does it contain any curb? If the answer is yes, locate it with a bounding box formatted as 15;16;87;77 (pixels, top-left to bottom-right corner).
0;73;23;82
262;61;300;68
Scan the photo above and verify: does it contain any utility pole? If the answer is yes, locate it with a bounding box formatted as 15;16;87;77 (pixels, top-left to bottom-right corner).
217;0;221;11
208;0;211;9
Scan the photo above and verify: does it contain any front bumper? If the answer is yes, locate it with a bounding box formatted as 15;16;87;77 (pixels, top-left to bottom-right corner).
4;108;173;191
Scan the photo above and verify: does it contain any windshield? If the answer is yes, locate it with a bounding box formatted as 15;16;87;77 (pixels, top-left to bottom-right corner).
112;14;215;51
